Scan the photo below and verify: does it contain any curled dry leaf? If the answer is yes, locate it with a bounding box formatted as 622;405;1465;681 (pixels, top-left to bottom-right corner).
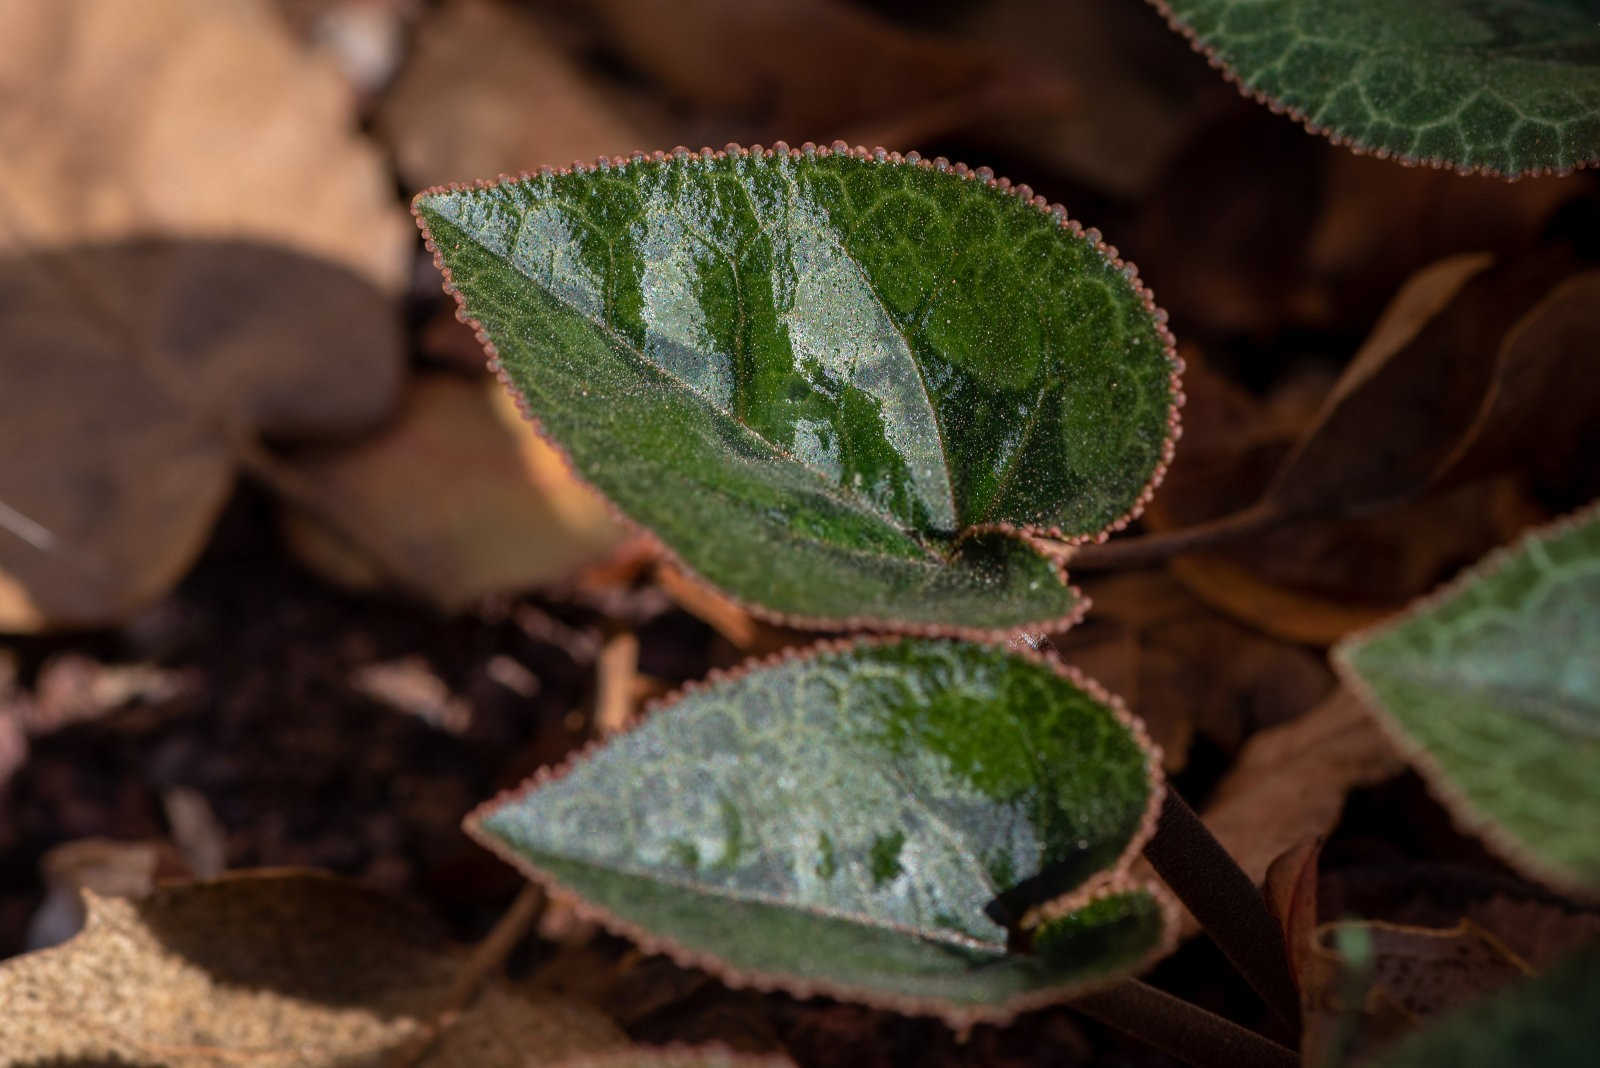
0;0;410;292
0;871;625;1066
1202;690;1405;893
0;240;404;632
282;374;628;610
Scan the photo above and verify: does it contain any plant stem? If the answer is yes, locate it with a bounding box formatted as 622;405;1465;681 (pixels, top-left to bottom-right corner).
1143;790;1302;1035
1065;503;1282;570
1073;979;1298;1068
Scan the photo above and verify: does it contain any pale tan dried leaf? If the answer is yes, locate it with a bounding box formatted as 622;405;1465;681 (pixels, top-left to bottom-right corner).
0;0;410;291
0;871;624;1066
282;375;627;609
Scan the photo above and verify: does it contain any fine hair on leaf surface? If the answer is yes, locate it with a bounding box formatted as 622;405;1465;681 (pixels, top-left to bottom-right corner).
413;142;1182;637
466;636;1177;1027
1150;0;1600;178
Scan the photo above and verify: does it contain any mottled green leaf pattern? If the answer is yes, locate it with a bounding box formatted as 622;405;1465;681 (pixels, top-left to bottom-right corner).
1154;0;1600;175
1335;503;1600;892
415;144;1179;633
1368;945;1600;1068
469;638;1172;1021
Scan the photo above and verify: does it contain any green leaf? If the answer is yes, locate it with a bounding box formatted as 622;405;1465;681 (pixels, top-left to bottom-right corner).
468;637;1173;1024
1153;0;1600;176
1334;502;1600;893
1366;945;1600;1068
414;144;1179;635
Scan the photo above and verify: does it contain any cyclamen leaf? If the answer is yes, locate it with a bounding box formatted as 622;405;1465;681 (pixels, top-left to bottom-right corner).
468;638;1173;1024
1334;502;1600;893
1153;0;1600;176
414;144;1180;635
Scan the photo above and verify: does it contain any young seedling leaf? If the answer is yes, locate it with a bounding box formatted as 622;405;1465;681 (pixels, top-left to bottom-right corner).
1364;944;1600;1068
414;144;1180;636
1152;0;1600;176
468;637;1174;1025
1334;502;1600;894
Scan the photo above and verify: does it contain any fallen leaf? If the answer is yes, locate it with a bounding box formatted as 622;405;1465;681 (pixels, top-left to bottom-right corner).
1263;836;1322;996
950;0;1225;197
0;871;626;1066
0;0;410;292
0;238;405;632
281;374;628;610
24;652;198;734
553;1046;798;1068
1203;690;1405;890
378;0;671;190
1440;270;1600;503
1301;919;1534;1065
574;0;995;139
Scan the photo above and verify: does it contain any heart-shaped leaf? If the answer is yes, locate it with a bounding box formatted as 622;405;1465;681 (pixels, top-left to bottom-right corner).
414;144;1180;636
1152;0;1600;176
1334;502;1600;894
468;637;1173;1025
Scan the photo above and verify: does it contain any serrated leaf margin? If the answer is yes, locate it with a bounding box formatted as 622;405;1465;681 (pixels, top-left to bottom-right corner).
464;635;1177;1027
1147;0;1600;179
411;141;1184;641
1332;499;1600;898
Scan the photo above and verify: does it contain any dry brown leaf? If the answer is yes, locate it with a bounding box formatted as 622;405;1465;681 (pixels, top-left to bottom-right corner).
1260;252;1570;520
0;240;405;632
553;1046;799;1068
1204;690;1405;890
0;871;625;1066
575;0;994;138
378;0;673;189
1441;270;1600;500
1166;556;1399;647
1301;918;1534;1065
282;374;628;609
1058;569;1336;770
1263;836;1323;996
1305;150;1582;331
951;0;1225;197
0;0;410;292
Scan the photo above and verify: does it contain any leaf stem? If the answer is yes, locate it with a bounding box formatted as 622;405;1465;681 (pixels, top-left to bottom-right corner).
1073;979;1298;1068
1066;503;1282;570
1142;789;1302;1035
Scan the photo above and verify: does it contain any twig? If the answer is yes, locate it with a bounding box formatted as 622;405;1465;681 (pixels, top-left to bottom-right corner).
393;882;546;1067
1142;790;1302;1035
1065;503;1282;571
1073;979;1298;1068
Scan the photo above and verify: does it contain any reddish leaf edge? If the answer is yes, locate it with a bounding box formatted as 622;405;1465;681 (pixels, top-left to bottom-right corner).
1331;497;1600;900
1146;0;1600;180
463;634;1178;1029
411;140;1185;642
